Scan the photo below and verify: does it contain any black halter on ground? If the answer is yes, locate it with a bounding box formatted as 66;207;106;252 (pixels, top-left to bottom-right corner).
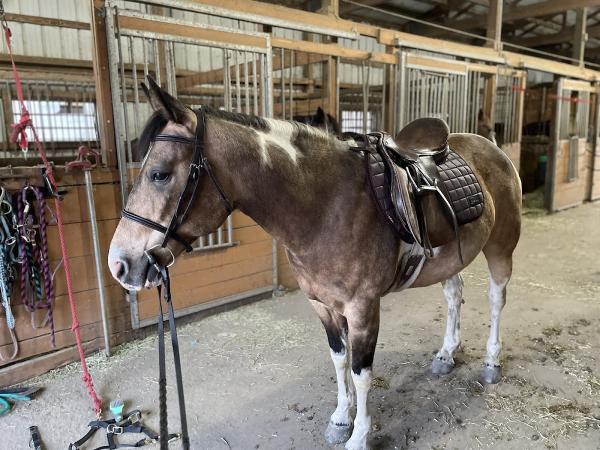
120;107;233;450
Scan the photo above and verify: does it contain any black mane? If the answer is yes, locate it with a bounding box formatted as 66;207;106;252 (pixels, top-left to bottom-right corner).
203;106;270;131
135;106;328;161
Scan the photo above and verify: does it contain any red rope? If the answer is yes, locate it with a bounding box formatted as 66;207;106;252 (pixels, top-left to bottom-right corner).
2;20;102;416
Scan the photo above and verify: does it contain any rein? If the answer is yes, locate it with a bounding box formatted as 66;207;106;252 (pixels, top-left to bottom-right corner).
121;107;233;450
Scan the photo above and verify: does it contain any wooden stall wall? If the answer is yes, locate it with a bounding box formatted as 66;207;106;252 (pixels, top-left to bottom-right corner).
0;171;130;386
134;212;277;324
551;138;591;210
591;139;600;201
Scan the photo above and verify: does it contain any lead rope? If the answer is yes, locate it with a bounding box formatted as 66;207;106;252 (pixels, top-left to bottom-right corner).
0;7;101;415
0;189;18;361
32;186;55;340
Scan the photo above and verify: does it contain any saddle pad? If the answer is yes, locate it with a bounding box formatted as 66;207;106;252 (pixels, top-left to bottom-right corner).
436;150;484;225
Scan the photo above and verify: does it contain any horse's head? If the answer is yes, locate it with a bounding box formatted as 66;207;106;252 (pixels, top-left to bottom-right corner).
108;77;231;290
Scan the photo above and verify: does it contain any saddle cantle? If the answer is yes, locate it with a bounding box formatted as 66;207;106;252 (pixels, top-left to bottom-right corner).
344;118;484;263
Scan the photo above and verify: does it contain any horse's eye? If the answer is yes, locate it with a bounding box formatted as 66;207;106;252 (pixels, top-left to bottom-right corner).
150;170;170;183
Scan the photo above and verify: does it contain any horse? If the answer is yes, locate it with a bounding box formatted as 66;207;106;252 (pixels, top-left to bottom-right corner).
293;106;341;135
108;77;522;450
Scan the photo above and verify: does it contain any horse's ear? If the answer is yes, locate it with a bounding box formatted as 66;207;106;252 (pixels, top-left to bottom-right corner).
142;75;196;131
316;106;325;118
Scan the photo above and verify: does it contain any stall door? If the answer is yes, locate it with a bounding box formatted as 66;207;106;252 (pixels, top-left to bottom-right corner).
105;2;276;327
494;71;526;171
546;78;594;211
589;90;600;201
397;52;468;133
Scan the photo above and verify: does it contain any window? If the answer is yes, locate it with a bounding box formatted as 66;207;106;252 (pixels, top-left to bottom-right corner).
12;100;98;142
341;110;374;133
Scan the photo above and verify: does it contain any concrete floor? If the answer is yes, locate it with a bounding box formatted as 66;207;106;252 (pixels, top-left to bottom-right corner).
3;202;600;450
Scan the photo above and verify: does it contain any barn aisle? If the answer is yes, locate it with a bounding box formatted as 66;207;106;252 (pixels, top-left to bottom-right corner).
2;202;600;450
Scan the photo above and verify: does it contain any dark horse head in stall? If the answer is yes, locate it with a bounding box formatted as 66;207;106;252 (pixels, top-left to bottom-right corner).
294;107;341;135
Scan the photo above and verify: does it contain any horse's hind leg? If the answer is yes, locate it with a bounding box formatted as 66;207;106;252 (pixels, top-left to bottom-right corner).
432;274;464;375
309;300;354;445
481;249;514;384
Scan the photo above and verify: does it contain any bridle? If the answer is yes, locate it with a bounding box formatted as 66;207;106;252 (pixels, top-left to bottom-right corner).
119;107;233;450
121;107;233;256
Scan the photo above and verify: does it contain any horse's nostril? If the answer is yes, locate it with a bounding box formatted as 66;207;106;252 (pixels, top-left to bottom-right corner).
112;260;125;279
108;247;130;281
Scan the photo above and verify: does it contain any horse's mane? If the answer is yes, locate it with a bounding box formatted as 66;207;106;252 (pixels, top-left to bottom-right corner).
136;106;337;160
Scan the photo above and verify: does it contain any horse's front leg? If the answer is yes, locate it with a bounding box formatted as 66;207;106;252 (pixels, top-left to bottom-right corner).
309;300;354;445
345;298;380;450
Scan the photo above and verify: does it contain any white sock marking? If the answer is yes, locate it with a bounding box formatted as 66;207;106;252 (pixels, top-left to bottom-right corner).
345;368;372;450
486;276;508;367
330;349;353;427
436;274;464;363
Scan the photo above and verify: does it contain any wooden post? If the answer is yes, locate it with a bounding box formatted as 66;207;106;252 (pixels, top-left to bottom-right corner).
486;0;503;51
319;0;339;17
573;8;588;67
321;0;338;119
89;0;117;167
384;45;396;133
484;73;497;127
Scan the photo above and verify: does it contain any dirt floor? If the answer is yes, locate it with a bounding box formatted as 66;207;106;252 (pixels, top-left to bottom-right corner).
2;202;600;450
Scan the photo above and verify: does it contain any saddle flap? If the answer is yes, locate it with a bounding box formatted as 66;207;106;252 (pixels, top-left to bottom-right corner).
389;165;421;245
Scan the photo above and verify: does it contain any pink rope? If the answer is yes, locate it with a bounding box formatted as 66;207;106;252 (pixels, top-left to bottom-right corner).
2;20;102;416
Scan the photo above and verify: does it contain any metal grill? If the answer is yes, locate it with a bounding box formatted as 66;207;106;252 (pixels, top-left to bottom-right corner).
0;80;99;160
466;71;486;134
339;61;386;133
495;73;520;145
107;3;273;252
397;53;468;133
558;89;590;141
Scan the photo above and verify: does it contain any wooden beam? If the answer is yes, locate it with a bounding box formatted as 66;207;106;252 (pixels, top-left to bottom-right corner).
177;52;328;90
514;24;600;48
149;0;359;38
4;13;89;30
573;8;588;66
486;0;503;50
433;0;600;35
117;16;269;49
89;0;117;168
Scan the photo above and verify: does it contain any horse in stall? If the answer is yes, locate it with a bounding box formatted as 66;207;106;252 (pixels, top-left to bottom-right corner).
108;77;521;450
294;106;341;135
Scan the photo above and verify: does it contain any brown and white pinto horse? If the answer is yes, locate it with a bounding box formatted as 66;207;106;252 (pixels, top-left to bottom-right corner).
108;78;521;450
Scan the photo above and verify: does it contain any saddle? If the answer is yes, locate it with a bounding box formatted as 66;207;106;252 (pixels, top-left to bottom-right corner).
345;118;484;262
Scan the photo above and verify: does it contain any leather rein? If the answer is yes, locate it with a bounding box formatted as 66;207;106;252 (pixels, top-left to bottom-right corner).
120;107;233;450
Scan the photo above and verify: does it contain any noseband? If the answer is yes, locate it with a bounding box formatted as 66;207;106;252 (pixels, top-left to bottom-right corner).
121;107;233;254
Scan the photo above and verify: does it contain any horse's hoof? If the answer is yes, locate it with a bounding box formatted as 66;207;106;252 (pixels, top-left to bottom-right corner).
325;421;353;445
481;364;502;384
344;437;369;450
431;357;454;375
